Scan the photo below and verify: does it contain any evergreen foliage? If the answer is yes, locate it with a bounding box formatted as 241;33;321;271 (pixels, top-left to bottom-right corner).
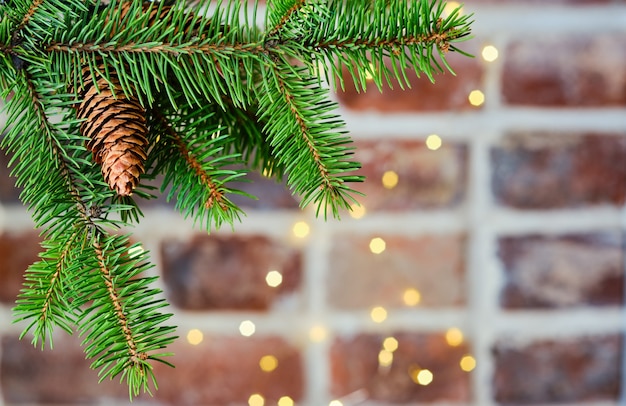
0;0;472;397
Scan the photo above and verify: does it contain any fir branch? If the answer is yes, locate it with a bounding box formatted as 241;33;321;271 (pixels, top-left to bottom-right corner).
257;63;362;218
12;0;44;36
149;104;248;229
155;110;228;210
5;61;175;398
266;0;306;38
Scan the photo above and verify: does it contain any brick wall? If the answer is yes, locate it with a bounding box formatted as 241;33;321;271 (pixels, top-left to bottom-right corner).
1;1;626;405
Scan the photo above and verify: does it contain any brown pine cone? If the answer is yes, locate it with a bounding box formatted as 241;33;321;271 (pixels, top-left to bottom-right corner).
76;67;148;196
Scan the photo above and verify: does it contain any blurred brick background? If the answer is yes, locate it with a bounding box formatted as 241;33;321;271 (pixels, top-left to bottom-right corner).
1;1;626;405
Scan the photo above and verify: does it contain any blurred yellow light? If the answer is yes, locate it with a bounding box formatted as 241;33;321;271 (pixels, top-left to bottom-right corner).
460;355;476;372
293;221;310;238
349;203;366;219
309;325;329;343
329;401;343;406
425;134;442;151
370;306;388;323
468;90;485;106
186;329;204;346
278;396;294;406
265;270;283;287
482;45;499;62
239;320;256;337
369;237;386;254
444;1;462;15
248;393;265;406
403;288;421;306
259;355;279;372
382;170;399;189
415;369;434;385
383;336;399;352
378;349;394;367
445;327;464;347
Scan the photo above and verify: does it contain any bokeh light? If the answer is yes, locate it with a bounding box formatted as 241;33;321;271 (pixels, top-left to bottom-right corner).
349;203;366;219
382;170;399;189
446;327;464;347
460;355;476;372
186;329;203;345
482;45;499;62
369;237;386;254
425;134;442;150
309;325;329;342
239;320;256;337
278;396;294;406
265;270;283;287
403;288;421;306
468;90;485;106
259;355;278;372
370;306;388;323
292;221;310;238
248;393;264;406
383;336;399;352
378;349;393;367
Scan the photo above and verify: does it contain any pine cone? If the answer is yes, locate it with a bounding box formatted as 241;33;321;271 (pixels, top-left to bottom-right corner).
76;67;148;196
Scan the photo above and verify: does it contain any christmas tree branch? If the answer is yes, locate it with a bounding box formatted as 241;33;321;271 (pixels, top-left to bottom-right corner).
1;0;473;396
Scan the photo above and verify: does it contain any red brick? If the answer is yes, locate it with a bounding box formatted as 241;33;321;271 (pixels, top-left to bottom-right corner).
227;170;299;210
160;234;302;310
331;332;471;403
336;46;483;112
353;140;467;211
139;170;299;210
493;335;623;403
2;333;303;405
328;233;466;309
1;334;128;404
502;35;626;106
0;231;41;304
491;132;626;208
0;148;21;204
499;232;624;308
142;335;304;405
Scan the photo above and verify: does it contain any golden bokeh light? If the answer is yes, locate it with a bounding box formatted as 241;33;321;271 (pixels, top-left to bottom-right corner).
186;329;204;346
329;401;343;406
265;270;283;287
383;336;399;352
378;349;394;367
369;237;386;254
382;170;399;189
292;221;310;238
425;134;442;151
349;203;366;219
248;393;265;406
444;1;462;15
402;288;421;306
468;90;485;106
445;327;464;347
415;369;434;385
482;45;499;62
309;325;329;343
278;396;294;406
460;355;476;372
370;306;388;323
259;355;279;372
239;320;256;337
